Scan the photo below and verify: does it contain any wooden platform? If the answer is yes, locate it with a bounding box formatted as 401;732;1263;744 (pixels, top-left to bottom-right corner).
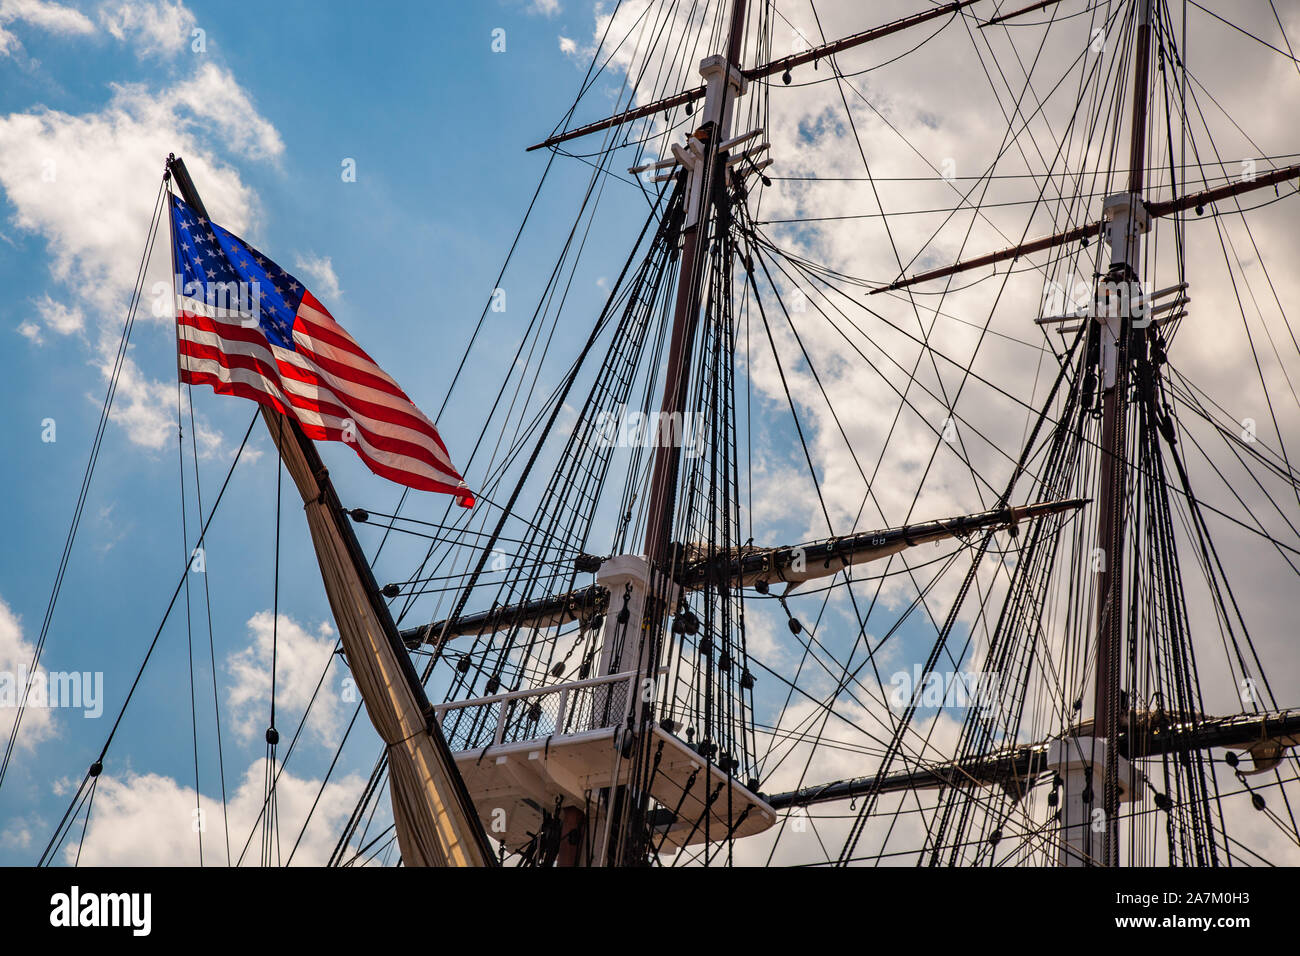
433;670;776;854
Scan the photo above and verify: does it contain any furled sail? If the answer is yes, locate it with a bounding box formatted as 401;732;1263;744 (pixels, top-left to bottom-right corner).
263;412;493;866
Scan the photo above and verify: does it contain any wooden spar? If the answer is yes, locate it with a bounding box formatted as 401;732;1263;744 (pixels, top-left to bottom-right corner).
1091;0;1155;869
868;221;1101;295
867;161;1300;294
742;0;982;83
767;708;1300;809
165;156;496;867
403;498;1087;646
1143;166;1300;216
526;86;707;154
526;0;985;152
980;0;1064;28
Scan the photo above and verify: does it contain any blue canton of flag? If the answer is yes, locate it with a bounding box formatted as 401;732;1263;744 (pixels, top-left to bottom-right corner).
171;196;305;350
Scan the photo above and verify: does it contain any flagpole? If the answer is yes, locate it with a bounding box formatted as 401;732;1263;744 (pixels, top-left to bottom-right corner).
164;155;495;866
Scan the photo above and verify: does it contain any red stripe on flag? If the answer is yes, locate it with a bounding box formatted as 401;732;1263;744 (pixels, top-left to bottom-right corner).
177;322;452;459
176;297;469;502
178;339;460;479
181;367;468;497
178;310;449;452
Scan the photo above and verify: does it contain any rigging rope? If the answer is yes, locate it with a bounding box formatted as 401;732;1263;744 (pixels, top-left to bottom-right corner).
0;176;168;795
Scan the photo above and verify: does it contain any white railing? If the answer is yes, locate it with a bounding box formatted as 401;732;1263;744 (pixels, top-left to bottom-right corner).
434;667;666;752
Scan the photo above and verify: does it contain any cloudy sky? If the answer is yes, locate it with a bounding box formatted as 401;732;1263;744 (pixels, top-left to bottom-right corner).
1;0;1298;867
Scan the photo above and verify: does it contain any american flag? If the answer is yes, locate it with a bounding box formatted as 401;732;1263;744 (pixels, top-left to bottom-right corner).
169;195;472;505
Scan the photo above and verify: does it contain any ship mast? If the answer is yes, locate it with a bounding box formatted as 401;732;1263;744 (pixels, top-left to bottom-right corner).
627;0;998;564
584;0;751;867
33;1;1300;870
1078;0;1155;868
642;0;749;571
857;0;1300;867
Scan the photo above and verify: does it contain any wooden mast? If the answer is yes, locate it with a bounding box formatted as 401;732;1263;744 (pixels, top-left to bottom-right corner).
577;0;750;867
643;0;749;571
515;0;1298;868
1091;0;1155;868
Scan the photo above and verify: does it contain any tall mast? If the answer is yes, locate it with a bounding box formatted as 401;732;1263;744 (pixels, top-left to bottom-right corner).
642;0;749;570
1095;0;1154;867
1053;0;1156;867
584;0;750;866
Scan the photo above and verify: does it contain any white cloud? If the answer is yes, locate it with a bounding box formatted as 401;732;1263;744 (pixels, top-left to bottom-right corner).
33;293;83;335
0;817;34;850
16;320;42;343
0;594;55;752
0;56;282;452
530;0;560;17
0;0;91;59
558;35;577;57
227;611;342;748
0;0;94;37
65;760;369;865
0;61;284;278
293;253;341;303
0;0;197;60
99;0;196;58
164;62;284;161
90;353;177;451
742;602;788;667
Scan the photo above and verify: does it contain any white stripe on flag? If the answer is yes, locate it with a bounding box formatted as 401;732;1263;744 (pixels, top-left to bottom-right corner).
177;318;456;472
180;354;463;489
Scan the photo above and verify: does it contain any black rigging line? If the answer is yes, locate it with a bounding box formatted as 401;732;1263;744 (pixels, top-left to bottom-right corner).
772;154;1300;181
1268;0;1300;79
175;334;203;867
0;175;168;796
837;317;1084;865
702;0;1086;868
329;151;674;861
753;231;1300;560
1187;0;1300;64
391;135;656;634
286;693;364;865
328;0;1300;867
186;392;231;864
39;411;260;866
367;147;561;569
912;0;1110;866
261;416;284;868
71;778;97;867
